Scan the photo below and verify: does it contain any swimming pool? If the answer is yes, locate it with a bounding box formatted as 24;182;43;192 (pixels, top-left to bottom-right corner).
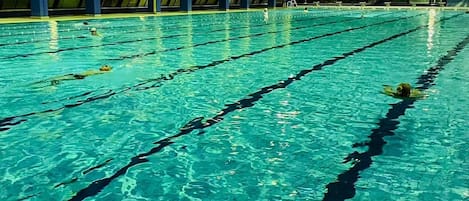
0;8;468;201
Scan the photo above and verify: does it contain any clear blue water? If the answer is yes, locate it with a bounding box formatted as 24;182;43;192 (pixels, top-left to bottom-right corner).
0;9;468;201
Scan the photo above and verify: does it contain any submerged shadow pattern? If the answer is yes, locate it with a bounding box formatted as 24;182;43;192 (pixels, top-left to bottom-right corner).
68;13;463;201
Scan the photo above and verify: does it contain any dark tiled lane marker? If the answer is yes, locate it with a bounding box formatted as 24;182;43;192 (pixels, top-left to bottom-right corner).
0;12;340;51
322;33;469;201
0;13;418;132
68;13;463;201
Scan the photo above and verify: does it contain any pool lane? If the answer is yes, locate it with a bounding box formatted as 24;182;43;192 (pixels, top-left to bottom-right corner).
0;11;349;59
0;11;330;49
11;11;380;106
67;12;464;201
321;33;469;201
0;12;421;133
0;12;265;39
0;11;364;117
0;13;273;47
109;12;391;60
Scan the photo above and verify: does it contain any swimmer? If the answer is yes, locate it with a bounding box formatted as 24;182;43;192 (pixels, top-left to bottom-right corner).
32;65;112;87
382;83;426;99
304;7;309;13
263;8;269;23
90;27;102;37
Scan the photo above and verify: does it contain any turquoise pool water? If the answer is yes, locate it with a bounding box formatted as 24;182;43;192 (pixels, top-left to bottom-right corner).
0;8;468;201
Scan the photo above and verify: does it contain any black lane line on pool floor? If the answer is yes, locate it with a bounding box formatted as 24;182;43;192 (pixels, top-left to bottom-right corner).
0;13;419;133
67;13;463;201
0;11;348;57
322;33;469;201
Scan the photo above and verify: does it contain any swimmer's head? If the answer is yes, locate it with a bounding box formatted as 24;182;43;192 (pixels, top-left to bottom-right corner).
90;27;97;34
99;65;112;71
264;8;268;12
396;83;411;97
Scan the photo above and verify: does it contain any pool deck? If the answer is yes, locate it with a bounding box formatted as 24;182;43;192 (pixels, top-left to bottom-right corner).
0;6;468;24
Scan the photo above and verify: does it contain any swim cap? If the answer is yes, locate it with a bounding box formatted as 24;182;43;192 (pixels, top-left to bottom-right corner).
90;27;97;32
99;65;112;71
